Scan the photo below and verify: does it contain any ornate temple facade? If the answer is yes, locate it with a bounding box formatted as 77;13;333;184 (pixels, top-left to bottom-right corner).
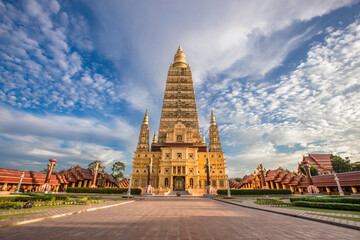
132;46;227;195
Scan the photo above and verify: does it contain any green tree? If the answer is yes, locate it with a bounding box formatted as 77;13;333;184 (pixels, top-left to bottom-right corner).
112;161;126;181
352;162;360;171
299;163;319;176
330;154;352;173
233;177;242;182
88;160;106;173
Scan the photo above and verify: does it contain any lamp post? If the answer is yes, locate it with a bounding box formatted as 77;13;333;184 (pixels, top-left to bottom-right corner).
40;159;57;192
127;175;132;196
227;176;231;198
334;173;344;196
15;172;25;193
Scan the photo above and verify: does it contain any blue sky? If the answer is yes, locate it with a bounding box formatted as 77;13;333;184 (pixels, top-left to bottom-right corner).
1;0;360;177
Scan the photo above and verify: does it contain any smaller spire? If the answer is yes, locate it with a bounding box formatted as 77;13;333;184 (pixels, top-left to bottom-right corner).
143;109;149;125
202;131;206;143
152;131;157;143
210;109;216;125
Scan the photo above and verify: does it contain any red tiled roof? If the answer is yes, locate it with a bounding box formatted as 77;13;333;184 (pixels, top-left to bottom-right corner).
304;153;333;174
0;168;61;185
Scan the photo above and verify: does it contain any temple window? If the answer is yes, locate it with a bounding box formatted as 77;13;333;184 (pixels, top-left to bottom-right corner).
134;179;139;186
177;153;182;159
182;166;185;174
165;168;169;173
190;178;194;188
220;180;224;187
199;180;202;188
212;180;216;187
166;153;170;158
145;154;147;157
165;178;169;187
136;170;139;173
189;153;193;158
177;135;183;142
144;170;147;173
173;166;176;174
142;180;146;187
218;155;222;158
177;167;181;174
219;171;222;174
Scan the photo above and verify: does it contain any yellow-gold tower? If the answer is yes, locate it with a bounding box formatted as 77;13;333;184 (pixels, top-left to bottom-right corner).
132;46;227;195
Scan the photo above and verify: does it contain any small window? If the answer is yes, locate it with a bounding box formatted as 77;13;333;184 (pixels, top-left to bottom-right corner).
190;178;194;187
218;155;221;158
219;171;222;174
165;169;169;173
166;153;170;158
134;179;139;186
190;169;193;173
142;180;147;187
220;180;224;187
177;135;182;142
189;153;193;158
144;170;147;173
165;178;169;187
212;180;216;187
211;155;214;158
145;154;147;157
199;180;202;188
136;170;139;173
212;171;215;173
137;154;140;157
177;153;182;159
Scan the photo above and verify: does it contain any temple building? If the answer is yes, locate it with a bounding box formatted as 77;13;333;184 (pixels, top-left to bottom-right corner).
132;46;227;195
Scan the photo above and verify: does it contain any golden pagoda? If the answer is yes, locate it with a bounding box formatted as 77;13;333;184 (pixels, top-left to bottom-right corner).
132;46;227;195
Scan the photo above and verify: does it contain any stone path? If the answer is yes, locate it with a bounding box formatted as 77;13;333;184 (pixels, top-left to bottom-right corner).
215;198;360;230
0;200;132;227
0;197;359;239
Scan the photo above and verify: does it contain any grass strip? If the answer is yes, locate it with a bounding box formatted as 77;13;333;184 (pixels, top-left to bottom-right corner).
281;206;360;215
314;214;360;222
0;212;45;220
0;204;79;213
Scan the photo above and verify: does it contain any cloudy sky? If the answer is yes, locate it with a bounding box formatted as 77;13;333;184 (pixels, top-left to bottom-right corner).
1;0;360;177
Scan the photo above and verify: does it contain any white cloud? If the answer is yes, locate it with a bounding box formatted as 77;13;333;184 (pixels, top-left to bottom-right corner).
212;19;360;177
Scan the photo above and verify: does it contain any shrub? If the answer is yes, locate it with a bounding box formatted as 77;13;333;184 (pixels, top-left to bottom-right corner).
290;196;360;204
66;187;141;195
217;189;292;195
293;201;360;211
0;202;24;209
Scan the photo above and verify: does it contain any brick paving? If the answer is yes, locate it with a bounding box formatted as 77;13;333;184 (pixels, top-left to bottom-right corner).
217;198;360;230
0;200;130;227
0;197;359;240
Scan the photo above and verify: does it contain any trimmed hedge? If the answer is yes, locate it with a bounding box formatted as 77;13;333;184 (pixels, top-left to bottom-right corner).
0;196;55;202
290;197;360;204
293;201;360;211
217;189;292;195
66;187;141;195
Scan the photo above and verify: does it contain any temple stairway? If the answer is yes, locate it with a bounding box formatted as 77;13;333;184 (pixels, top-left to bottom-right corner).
166;191;191;196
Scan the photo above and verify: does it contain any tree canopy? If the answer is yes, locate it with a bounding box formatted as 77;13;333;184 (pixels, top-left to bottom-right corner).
88;160;106;173
233;177;242;182
330;154;352;173
112;161;125;181
299;163;319;176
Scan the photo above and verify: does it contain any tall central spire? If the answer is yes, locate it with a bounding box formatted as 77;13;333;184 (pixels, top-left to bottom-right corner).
157;46;200;144
173;45;187;68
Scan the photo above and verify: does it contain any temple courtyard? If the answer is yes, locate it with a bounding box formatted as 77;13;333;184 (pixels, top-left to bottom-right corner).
0;197;358;240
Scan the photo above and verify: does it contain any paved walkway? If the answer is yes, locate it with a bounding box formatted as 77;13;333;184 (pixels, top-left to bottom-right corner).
0;200;132;227
0;197;359;239
215;198;360;230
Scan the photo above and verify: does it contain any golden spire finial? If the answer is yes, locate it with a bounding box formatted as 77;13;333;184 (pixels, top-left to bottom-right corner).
173;45;187;67
143;109;148;125
210;109;216;125
202;131;206;143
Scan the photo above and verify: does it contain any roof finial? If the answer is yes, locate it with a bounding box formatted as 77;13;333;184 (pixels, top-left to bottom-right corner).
202;131;206;143
143;109;148;125
173;44;187;67
210;109;216;125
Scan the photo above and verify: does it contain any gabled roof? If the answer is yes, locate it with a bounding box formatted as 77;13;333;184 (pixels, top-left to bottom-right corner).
304;153;333;173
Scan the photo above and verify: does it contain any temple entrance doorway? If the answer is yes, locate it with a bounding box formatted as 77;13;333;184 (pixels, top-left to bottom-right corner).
174;176;185;191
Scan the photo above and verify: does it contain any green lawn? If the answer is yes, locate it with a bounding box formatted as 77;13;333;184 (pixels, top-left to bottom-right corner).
0;211;46;220
281;206;360;215
0;204;79;213
315;214;360;222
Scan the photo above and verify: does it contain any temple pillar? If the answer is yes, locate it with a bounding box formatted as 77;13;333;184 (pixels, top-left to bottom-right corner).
84;180;88;187
88;181;92;187
282;184;287;189
77;181;82;187
266;182;270;189
290;186;294;193
351;186;358;194
275;182;280;189
170;177;173;190
299;187;303;194
71;182;75;187
326;187;331;195
270;181;274;189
